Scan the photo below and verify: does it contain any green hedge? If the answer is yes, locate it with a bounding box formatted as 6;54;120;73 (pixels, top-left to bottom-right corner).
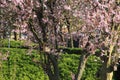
59;47;83;54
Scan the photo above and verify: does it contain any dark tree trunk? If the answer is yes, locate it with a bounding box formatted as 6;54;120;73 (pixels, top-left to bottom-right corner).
100;47;114;80
13;31;18;40
100;61;113;80
65;16;73;48
3;29;6;39
54;25;58;49
47;54;60;80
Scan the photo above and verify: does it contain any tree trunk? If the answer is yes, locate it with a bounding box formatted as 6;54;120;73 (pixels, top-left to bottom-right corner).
100;46;114;80
75;53;89;80
14;31;19;40
70;34;74;48
53;19;58;49
106;72;113;80
65;16;73;48
3;29;6;39
100;59;113;80
45;54;60;80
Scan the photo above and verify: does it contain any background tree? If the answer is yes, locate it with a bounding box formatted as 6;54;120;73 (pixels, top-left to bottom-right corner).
0;0;29;40
0;0;16;39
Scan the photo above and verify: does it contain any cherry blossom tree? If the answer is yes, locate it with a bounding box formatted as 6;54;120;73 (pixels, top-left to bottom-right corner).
0;0;16;39
26;0;67;80
1;0;120;80
73;0;120;80
1;0;66;79
0;0;29;40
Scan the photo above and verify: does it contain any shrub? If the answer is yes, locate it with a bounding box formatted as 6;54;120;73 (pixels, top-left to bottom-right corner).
59;54;102;80
0;39;24;48
0;39;38;49
0;48;48;80
60;47;83;54
0;47;102;80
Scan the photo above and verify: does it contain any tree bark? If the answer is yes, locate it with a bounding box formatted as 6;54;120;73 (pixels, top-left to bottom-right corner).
44;54;60;80
14;31;19;40
3;29;6;39
65;16;73;48
100;58;113;80
106;72;113;80
75;53;89;80
100;45;114;80
48;54;60;80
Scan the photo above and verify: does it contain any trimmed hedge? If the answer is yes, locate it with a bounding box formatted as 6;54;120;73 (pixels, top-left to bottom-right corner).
60;47;83;54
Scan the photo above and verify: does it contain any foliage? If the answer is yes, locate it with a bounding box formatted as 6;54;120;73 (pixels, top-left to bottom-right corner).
59;54;79;80
60;47;83;54
0;39;38;48
82;56;101;80
0;47;102;80
0;48;48;80
59;54;102;80
0;39;24;48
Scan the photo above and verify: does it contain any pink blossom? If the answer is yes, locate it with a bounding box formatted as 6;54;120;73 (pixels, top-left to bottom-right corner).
42;18;48;23
64;5;71;10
